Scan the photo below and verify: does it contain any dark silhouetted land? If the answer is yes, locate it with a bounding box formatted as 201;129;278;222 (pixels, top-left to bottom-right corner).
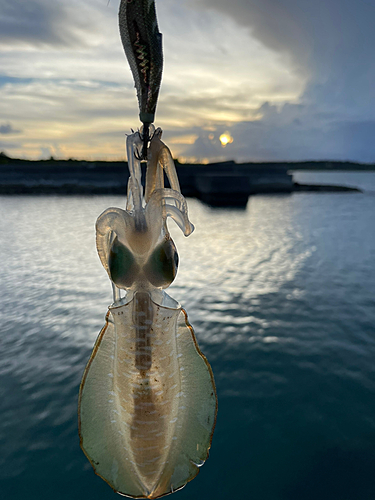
0;152;368;205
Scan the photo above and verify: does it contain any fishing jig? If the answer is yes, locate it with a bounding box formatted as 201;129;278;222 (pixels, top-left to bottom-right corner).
119;0;163;159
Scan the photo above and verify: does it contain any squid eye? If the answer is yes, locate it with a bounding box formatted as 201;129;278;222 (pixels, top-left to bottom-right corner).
144;239;179;288
108;236;138;288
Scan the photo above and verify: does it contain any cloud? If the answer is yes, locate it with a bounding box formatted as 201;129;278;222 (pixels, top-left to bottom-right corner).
0;0;114;48
0;140;20;150
0;0;76;47
175;102;375;164
0;77;141;159
0;123;21;135
0;0;374;161
185;0;375;162
190;0;375;112
0;0;304;160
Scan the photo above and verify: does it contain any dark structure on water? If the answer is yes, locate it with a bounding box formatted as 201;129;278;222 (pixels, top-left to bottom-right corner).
0;153;363;205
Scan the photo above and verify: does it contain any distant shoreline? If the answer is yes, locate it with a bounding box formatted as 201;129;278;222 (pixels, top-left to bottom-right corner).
1;151;375;171
0;153;368;205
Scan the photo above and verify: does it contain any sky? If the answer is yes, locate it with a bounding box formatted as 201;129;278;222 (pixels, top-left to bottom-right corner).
0;0;374;163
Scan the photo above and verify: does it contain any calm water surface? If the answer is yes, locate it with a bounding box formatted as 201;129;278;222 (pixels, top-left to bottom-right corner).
1;172;375;499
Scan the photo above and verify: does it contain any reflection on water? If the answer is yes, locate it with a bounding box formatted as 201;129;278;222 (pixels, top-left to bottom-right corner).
0;182;375;499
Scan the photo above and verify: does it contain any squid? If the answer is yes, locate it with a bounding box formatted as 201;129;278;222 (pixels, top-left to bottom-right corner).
78;128;218;498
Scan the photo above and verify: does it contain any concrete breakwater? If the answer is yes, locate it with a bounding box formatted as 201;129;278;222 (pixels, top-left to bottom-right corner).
0;158;361;205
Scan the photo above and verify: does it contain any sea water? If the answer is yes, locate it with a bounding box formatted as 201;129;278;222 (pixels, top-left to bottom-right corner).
0;171;374;499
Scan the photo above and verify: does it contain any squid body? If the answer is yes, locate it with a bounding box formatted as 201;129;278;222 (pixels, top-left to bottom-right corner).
78;129;218;498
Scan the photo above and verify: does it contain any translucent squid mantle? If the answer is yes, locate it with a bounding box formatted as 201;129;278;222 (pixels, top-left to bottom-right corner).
78;128;218;499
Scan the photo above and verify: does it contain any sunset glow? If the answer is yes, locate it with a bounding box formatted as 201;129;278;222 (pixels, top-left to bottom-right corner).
219;133;234;147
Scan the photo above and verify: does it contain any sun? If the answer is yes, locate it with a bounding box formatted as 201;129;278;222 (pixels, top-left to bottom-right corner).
219;132;234;147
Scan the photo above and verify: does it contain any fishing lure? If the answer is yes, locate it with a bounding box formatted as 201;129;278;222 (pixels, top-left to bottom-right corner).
119;0;163;159
78;129;217;498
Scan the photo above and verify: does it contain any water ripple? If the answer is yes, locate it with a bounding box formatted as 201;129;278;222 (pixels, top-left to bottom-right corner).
1;188;375;499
